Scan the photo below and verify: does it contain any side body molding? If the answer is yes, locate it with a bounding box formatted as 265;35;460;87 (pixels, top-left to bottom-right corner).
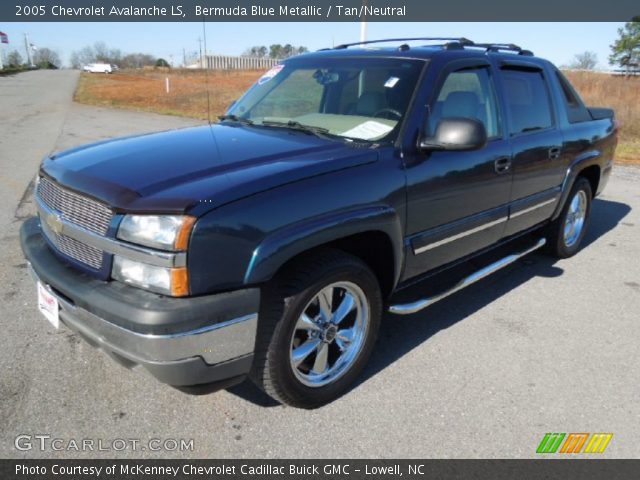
243;205;404;288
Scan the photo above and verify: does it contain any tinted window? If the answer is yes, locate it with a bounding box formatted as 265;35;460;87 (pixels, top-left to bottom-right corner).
555;71;592;123
431;67;501;138
501;69;553;134
228;58;424;142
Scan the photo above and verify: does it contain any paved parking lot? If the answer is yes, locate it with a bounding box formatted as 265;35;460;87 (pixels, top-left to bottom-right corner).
1;71;639;458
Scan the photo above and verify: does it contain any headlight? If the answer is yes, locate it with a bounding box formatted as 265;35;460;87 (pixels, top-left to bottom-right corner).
112;256;189;296
117;215;196;251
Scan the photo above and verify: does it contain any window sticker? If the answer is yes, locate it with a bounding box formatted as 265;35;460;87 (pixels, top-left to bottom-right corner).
257;64;284;85
384;76;400;88
342;121;394;140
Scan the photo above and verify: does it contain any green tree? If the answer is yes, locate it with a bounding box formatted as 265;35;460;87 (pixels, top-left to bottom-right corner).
243;46;268;57
155;58;170;67
269;44;283;59
7;50;23;68
268;44;308;59
609;17;640;69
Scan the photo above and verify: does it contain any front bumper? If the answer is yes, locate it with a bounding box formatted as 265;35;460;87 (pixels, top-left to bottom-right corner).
21;216;260;387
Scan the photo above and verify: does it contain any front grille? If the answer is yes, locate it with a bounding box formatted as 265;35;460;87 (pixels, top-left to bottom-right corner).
37;176;112;236
36;176;113;270
41;220;104;270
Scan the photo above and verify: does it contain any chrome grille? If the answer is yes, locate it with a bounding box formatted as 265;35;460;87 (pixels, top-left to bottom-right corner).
37;176;112;236
36;176;112;270
41;220;104;270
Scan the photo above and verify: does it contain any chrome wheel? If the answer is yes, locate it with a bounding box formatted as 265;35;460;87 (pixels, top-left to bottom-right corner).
289;281;369;388
563;190;588;247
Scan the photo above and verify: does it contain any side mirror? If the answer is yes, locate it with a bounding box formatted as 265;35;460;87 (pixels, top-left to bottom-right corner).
419;117;487;152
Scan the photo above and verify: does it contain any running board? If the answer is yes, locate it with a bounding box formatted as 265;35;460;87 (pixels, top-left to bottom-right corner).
388;237;546;315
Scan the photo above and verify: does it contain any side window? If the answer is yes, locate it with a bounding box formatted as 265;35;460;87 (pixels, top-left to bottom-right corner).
431;67;501;138
555;71;592;123
501;68;553;134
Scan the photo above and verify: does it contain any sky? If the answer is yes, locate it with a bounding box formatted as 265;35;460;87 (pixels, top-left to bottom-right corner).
0;22;623;69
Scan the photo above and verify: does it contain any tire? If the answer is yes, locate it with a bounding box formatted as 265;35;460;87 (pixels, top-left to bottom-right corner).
545;177;592;258
250;249;382;409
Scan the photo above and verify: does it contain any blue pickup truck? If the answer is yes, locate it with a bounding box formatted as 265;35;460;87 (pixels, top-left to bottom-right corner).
21;38;617;408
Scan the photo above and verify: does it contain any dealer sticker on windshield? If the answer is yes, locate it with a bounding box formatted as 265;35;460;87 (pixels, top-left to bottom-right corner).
37;281;59;329
342;121;394;140
257;64;284;85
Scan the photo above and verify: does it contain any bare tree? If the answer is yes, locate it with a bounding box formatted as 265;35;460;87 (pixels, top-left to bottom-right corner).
570;51;598;70
71;42;154;69
120;53;156;69
33;48;61;69
70;45;96;68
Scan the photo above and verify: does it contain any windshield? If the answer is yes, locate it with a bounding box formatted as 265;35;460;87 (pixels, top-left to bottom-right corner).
226;57;424;142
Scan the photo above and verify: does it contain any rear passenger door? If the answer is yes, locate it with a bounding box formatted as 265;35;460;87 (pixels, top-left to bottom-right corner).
497;62;565;236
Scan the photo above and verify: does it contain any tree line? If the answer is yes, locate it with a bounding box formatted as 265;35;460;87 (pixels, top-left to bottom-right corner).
242;44;308;59
69;42;157;69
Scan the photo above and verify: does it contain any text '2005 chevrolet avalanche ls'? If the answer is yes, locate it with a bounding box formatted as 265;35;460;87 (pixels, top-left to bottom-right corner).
21;38;617;408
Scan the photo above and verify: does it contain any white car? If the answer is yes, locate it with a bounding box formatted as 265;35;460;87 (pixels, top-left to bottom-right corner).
83;63;112;74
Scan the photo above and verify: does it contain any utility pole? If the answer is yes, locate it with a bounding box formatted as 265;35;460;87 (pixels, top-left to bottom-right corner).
358;0;368;96
359;0;368;44
198;37;202;68
24;32;34;67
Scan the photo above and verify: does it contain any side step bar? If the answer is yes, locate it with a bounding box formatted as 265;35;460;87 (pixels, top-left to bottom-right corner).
388;237;546;315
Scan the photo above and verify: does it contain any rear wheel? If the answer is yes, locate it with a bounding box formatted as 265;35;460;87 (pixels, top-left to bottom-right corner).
250;249;382;409
545;177;592;258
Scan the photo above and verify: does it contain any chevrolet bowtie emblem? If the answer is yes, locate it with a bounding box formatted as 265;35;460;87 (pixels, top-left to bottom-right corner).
46;212;64;235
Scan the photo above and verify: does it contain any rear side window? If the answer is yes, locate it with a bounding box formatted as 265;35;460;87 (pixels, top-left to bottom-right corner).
555;71;592;123
501;69;553;135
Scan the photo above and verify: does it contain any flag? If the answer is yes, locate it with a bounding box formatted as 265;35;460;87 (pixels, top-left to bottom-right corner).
0;32;8;44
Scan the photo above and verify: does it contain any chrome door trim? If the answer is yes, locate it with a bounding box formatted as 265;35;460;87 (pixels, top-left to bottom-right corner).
413;216;508;254
509;197;558;219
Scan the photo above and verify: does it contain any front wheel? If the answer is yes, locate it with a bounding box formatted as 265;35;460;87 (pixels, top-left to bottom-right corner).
250;249;382;408
545;177;592;258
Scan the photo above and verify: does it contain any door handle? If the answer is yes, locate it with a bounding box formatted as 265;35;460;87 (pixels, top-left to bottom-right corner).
494;157;511;174
548;147;561;160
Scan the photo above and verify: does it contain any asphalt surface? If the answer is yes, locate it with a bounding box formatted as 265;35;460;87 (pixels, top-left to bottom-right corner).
1;70;639;459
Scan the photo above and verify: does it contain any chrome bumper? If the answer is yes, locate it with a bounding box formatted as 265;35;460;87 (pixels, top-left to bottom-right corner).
30;264;257;366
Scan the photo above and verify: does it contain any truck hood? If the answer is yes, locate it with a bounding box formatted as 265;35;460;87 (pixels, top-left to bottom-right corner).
41;124;377;213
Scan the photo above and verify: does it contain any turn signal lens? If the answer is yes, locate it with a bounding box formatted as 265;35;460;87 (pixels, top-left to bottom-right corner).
170;267;190;297
174;216;197;251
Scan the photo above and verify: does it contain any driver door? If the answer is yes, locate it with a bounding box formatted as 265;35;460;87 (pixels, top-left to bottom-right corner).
403;61;513;280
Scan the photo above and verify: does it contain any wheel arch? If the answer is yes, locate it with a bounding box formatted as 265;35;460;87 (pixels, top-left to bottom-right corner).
244;206;404;298
551;156;601;221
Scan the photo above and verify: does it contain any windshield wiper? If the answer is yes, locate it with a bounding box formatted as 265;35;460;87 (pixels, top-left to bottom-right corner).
261;120;332;138
218;114;254;125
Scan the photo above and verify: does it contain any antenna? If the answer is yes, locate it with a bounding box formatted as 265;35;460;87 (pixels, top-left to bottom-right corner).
201;20;211;124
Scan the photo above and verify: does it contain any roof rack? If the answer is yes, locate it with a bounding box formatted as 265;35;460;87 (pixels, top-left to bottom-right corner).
327;38;534;56
465;43;534;56
333;37;474;50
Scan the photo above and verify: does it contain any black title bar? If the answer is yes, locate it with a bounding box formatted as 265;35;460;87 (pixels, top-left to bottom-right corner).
2;0;639;22
3;459;640;480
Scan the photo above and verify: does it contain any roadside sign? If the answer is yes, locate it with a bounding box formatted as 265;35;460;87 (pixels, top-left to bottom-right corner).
0;32;8;44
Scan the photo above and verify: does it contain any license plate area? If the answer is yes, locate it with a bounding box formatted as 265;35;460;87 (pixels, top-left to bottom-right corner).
37;281;59;329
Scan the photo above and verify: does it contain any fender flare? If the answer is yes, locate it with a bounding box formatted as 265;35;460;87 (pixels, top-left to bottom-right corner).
550;150;602;221
243;205;404;289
